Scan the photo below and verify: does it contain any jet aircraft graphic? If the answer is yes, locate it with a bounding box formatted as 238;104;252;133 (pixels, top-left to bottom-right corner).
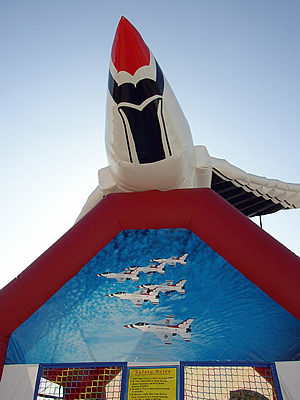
138;279;187;295
96;267;139;283
124;315;194;344
106;289;159;306
134;261;166;275
96;261;166;283
149;254;188;266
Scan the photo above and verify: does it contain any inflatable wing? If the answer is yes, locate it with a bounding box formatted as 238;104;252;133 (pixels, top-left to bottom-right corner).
77;16;300;221
211;156;300;217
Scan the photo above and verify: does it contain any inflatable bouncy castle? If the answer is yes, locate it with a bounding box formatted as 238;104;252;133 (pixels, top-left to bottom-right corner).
0;17;299;400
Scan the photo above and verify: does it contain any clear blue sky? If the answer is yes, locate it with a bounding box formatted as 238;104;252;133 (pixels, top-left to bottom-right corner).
1;0;299;289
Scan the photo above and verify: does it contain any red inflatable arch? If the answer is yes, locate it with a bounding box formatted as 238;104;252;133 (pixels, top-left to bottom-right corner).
0;188;299;378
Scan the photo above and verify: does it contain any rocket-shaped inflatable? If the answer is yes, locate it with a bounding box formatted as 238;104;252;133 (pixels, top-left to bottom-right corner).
77;16;300;221
106;16;197;193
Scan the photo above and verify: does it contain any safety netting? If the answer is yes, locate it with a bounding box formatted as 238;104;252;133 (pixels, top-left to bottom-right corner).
34;363;126;400
182;362;281;400
32;361;284;400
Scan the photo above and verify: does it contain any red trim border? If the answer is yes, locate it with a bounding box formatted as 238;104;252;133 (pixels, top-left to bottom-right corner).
0;189;299;377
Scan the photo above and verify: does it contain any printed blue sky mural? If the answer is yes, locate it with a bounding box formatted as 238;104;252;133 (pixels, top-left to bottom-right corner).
6;229;300;364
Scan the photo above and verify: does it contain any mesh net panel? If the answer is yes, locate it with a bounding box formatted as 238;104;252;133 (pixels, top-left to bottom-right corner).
37;365;123;400
36;362;281;399
184;365;278;400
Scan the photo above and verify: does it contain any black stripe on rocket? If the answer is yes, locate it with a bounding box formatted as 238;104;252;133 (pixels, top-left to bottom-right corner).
108;61;172;164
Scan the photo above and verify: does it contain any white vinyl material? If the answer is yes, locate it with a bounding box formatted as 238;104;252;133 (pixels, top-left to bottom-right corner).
0;364;39;400
76;143;300;221
276;361;300;400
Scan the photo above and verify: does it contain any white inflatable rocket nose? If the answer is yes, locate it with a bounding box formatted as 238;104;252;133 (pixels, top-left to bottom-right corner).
105;16;196;192
77;16;300;222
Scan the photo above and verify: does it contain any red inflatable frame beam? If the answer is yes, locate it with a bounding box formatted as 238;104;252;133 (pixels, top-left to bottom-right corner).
0;189;299;378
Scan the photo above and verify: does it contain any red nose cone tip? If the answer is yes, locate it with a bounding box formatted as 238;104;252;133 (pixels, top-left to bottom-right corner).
111;16;150;75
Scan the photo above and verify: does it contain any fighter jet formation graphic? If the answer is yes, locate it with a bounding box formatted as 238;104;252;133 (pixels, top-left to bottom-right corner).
97;253;192;342
124;315;194;345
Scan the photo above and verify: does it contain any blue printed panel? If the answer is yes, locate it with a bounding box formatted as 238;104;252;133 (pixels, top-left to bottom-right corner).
5;229;300;364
